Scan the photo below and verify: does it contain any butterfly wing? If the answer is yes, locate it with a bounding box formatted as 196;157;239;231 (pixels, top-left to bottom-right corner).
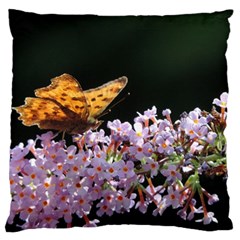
35;73;89;120
84;76;128;118
14;74;128;134
13;97;74;131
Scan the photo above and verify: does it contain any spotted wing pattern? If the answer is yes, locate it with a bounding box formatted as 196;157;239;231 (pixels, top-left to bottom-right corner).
14;74;128;134
84;76;128;118
13;97;72;131
35;74;89;119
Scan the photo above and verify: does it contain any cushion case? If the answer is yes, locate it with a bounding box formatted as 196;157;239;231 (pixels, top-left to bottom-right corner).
7;9;233;231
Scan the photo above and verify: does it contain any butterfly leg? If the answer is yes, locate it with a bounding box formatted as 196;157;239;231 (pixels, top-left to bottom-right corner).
62;131;66;140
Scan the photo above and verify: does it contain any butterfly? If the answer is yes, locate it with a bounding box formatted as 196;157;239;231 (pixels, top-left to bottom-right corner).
14;74;128;134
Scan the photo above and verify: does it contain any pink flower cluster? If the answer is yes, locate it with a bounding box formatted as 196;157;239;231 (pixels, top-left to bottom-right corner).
8;93;228;229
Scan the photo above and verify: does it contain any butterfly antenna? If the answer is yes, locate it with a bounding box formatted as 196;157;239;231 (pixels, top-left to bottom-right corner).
99;92;130;118
110;92;130;109
98;108;112;118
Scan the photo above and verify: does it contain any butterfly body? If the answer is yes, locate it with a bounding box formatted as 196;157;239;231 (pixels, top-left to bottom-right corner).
36;118;102;135
14;74;128;134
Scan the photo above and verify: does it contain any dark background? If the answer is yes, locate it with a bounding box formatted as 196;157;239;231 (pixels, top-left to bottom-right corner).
8;9;232;231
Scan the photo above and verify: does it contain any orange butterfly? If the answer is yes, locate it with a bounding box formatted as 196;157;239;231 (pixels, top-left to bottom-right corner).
14;74;128;134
